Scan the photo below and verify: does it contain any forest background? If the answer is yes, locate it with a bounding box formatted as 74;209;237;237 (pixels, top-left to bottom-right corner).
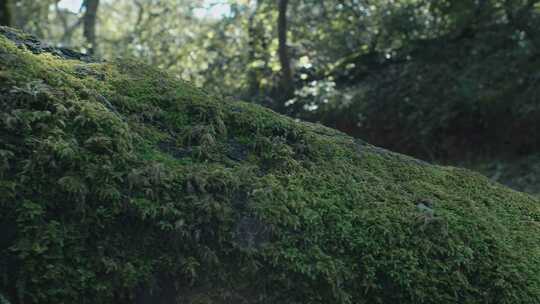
2;0;539;195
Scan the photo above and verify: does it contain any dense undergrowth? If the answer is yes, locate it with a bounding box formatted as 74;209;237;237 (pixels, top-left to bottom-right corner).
1;27;540;303
311;24;540;161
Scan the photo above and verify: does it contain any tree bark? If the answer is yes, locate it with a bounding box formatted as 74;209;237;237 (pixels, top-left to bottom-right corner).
83;0;100;55
278;0;294;101
0;0;12;26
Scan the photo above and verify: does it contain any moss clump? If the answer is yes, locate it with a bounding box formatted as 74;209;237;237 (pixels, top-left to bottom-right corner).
1;27;540;304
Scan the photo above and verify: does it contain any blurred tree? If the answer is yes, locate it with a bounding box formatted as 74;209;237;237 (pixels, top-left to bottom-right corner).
0;0;12;26
12;0;56;38
277;0;293;105
83;0;100;55
55;0;83;46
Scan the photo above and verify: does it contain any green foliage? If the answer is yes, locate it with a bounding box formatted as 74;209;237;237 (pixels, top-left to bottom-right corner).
299;0;540;159
1;27;540;304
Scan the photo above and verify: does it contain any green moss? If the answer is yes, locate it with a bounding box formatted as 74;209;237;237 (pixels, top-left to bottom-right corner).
1;27;540;304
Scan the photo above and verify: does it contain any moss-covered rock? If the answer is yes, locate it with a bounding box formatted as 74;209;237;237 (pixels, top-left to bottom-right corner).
1;27;540;304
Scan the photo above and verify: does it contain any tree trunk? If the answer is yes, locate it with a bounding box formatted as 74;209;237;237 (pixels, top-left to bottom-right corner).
278;0;293;102
0;0;12;26
246;2;262;99
83;0;100;55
